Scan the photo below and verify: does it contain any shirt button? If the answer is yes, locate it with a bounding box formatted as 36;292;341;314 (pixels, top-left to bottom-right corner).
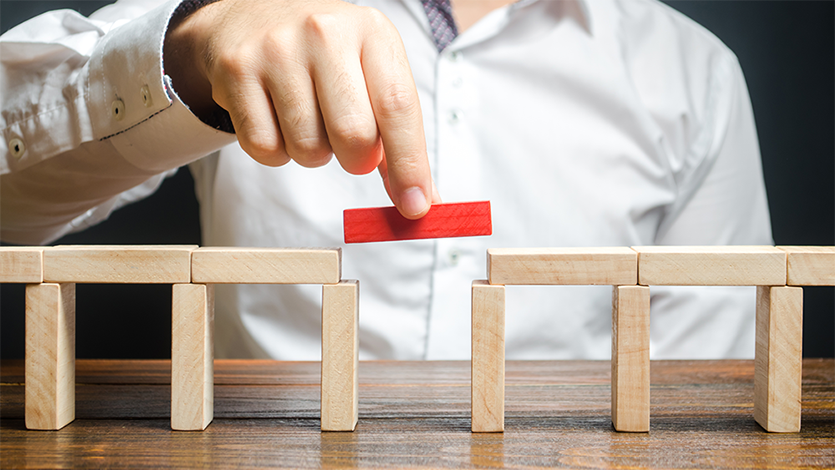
448;249;461;266
449;109;463;124
452;77;463;88
140;85;153;107
111;98;125;121
449;50;462;62
9;137;25;158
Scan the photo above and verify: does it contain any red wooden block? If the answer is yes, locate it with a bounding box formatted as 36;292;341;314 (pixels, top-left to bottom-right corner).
344;201;492;243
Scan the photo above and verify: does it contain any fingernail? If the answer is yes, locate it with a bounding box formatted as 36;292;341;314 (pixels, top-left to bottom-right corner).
400;186;428;217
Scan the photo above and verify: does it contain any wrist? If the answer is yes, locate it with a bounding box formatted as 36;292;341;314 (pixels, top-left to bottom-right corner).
163;0;225;125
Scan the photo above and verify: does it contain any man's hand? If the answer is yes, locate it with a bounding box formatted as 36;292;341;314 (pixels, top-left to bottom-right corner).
164;0;440;219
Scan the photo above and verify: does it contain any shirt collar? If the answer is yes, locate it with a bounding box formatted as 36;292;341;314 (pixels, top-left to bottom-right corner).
399;0;593;52
510;0;592;34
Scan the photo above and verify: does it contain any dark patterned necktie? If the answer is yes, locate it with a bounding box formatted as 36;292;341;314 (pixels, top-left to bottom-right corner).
421;0;459;52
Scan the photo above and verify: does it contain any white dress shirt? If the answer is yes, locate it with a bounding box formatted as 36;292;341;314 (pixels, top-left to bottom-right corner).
1;0;773;360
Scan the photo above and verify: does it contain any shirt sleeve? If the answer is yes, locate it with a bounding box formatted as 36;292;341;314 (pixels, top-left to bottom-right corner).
650;51;773;359
0;0;236;244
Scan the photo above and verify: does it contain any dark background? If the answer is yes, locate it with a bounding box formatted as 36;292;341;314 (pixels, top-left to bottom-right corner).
1;1;833;359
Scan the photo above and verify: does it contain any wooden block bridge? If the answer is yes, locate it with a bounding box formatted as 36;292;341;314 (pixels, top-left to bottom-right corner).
1;245;832;434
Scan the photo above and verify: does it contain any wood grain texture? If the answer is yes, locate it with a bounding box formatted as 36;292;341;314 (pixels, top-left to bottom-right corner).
2;360;833;469
755;286;803;432
487;247;637;285
171;284;214;431
0;247;43;283
343;201;492;243
611;286;650;432
471;281;505;432
25;283;75;430
321;280;359;431
43;245;196;283
779;246;835;286
634;246;786;286
191;248;341;284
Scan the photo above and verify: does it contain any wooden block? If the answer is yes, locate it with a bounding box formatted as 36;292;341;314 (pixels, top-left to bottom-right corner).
0;247;44;283
321;280;359;431
471;280;505;432
171;283;214;431
755;286;803;432
343;201;492;243
43;245;196;283
778;246;835;286
191;248;341;284
25;283;75;430
487;247;637;285
611;285;650;432
634;246;786;286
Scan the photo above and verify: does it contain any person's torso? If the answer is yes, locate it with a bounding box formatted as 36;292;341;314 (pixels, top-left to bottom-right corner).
190;0;730;360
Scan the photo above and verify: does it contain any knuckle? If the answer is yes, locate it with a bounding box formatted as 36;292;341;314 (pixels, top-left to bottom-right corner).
330;114;378;151
235;112;281;161
241;132;281;161
287;136;332;167
262;29;296;62
213;47;256;78
375;83;419;120
304;13;340;41
257;153;292;167
274;96;332;165
302;13;350;48
361;7;395;32
279;96;313;129
387;153;421;173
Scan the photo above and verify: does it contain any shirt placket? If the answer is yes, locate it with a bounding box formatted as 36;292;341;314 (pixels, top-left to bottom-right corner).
424;45;485;358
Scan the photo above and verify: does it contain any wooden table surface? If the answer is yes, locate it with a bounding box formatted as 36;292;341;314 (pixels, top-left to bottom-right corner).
1;359;833;468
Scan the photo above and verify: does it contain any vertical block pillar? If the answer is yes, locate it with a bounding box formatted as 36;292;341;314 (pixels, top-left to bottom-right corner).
472;280;505;432
321;280;359;431
755;286;803;432
172;283;214;431
25;283;76;430
612;285;650;432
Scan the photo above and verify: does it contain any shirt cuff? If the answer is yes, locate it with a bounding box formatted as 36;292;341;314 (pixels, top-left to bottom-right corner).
88;0;236;173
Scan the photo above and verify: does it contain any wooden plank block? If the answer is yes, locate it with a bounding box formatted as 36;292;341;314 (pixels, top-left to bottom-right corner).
487;247;637;285
191;248;341;284
0;247;44;283
43;245;196;283
25;283;75;430
343;201;492;243
321;280;359;431
778;246;835;286
634;246;786;286
471;280;505;432
611;285;650;432
171;283;214;431
755;286;803;432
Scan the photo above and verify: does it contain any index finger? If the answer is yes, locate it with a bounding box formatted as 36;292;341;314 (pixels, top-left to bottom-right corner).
361;14;435;219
